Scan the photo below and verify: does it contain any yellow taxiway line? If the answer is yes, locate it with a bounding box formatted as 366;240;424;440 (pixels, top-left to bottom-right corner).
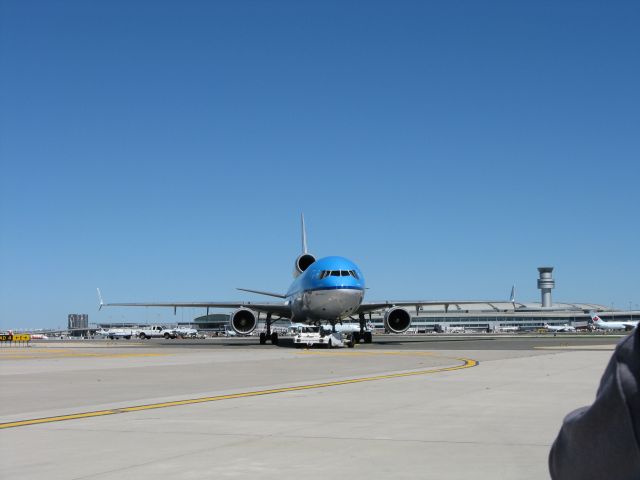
0;351;169;360
534;345;616;351
0;356;478;430
297;350;436;357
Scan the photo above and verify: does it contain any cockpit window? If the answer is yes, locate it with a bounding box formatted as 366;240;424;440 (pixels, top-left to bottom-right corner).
319;269;360;279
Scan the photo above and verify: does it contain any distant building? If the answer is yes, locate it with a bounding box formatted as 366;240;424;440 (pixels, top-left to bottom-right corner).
366;266;637;331
68;314;89;337
190;313;231;331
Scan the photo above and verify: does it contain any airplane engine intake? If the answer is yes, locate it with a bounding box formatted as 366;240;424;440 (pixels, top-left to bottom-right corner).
293;253;317;277
230;309;257;335
384;307;412;334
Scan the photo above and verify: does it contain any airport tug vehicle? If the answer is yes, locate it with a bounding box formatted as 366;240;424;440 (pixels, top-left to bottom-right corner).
294;326;355;349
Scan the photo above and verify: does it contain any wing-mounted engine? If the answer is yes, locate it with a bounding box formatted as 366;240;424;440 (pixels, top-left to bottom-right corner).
293;253;316;277
384;307;412;333
230;308;257;335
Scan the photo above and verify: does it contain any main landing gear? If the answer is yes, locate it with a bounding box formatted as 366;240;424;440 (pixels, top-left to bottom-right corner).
259;313;279;345
352;331;372;344
355;313;373;344
259;331;279;345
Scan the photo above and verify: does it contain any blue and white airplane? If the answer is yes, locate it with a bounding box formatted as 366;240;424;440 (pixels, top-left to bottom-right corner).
99;215;504;345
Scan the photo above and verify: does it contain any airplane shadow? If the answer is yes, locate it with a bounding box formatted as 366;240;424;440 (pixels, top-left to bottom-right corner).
186;336;498;349
371;337;497;345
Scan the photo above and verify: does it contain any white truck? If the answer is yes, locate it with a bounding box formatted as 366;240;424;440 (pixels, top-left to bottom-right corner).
293;326;355;349
137;325;177;339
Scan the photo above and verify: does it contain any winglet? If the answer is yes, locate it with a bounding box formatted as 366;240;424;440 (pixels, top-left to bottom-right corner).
301;213;308;254
97;288;104;310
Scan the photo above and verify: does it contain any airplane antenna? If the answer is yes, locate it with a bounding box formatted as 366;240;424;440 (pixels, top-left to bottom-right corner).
301;213;308;254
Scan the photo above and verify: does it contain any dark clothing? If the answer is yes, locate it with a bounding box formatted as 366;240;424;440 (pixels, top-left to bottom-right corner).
549;327;640;479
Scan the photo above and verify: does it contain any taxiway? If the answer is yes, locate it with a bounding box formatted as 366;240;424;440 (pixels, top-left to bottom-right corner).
0;334;622;479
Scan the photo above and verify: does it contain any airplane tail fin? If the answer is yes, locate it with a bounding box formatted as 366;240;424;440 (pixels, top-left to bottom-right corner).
301;213;308;254
293;214;316;277
97;288;105;310
588;311;600;323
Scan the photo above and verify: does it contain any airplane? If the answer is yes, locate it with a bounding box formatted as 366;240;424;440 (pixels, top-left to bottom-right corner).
98;215;510;346
496;325;519;333
29;333;49;340
543;323;576;333
589;312;638;332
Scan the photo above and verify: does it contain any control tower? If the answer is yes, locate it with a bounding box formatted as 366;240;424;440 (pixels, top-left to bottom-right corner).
537;267;555;308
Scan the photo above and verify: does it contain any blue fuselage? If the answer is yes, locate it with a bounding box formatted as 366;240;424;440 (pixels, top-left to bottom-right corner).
285;256;365;322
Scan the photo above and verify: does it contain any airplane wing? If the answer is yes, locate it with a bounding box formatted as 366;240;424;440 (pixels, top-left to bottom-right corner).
102;300;292;317
97;290;291;317
105;301;291;316
357;300;521;315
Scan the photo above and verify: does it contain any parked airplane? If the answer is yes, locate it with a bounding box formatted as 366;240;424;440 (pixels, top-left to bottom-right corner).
28;333;49;340
589;312;638;331
543;323;576;333
494;325;519;333
98;215;508;346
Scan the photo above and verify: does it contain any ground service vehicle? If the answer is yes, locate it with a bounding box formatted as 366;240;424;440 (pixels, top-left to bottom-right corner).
294;326;355;348
138;325;177;339
174;327;199;338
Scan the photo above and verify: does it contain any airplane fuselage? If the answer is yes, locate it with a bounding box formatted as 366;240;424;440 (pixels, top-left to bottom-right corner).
545;324;576;332
285;256;365;323
594;320;630;331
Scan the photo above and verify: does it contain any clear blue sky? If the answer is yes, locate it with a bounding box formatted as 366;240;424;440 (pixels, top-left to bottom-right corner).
1;1;638;329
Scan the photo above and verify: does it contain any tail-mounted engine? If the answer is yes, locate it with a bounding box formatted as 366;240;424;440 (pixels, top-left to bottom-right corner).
293;253;316;277
384;307;412;333
230;308;257;335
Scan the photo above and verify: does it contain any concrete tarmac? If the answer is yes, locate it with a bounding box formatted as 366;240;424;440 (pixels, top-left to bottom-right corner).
0;334;623;479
